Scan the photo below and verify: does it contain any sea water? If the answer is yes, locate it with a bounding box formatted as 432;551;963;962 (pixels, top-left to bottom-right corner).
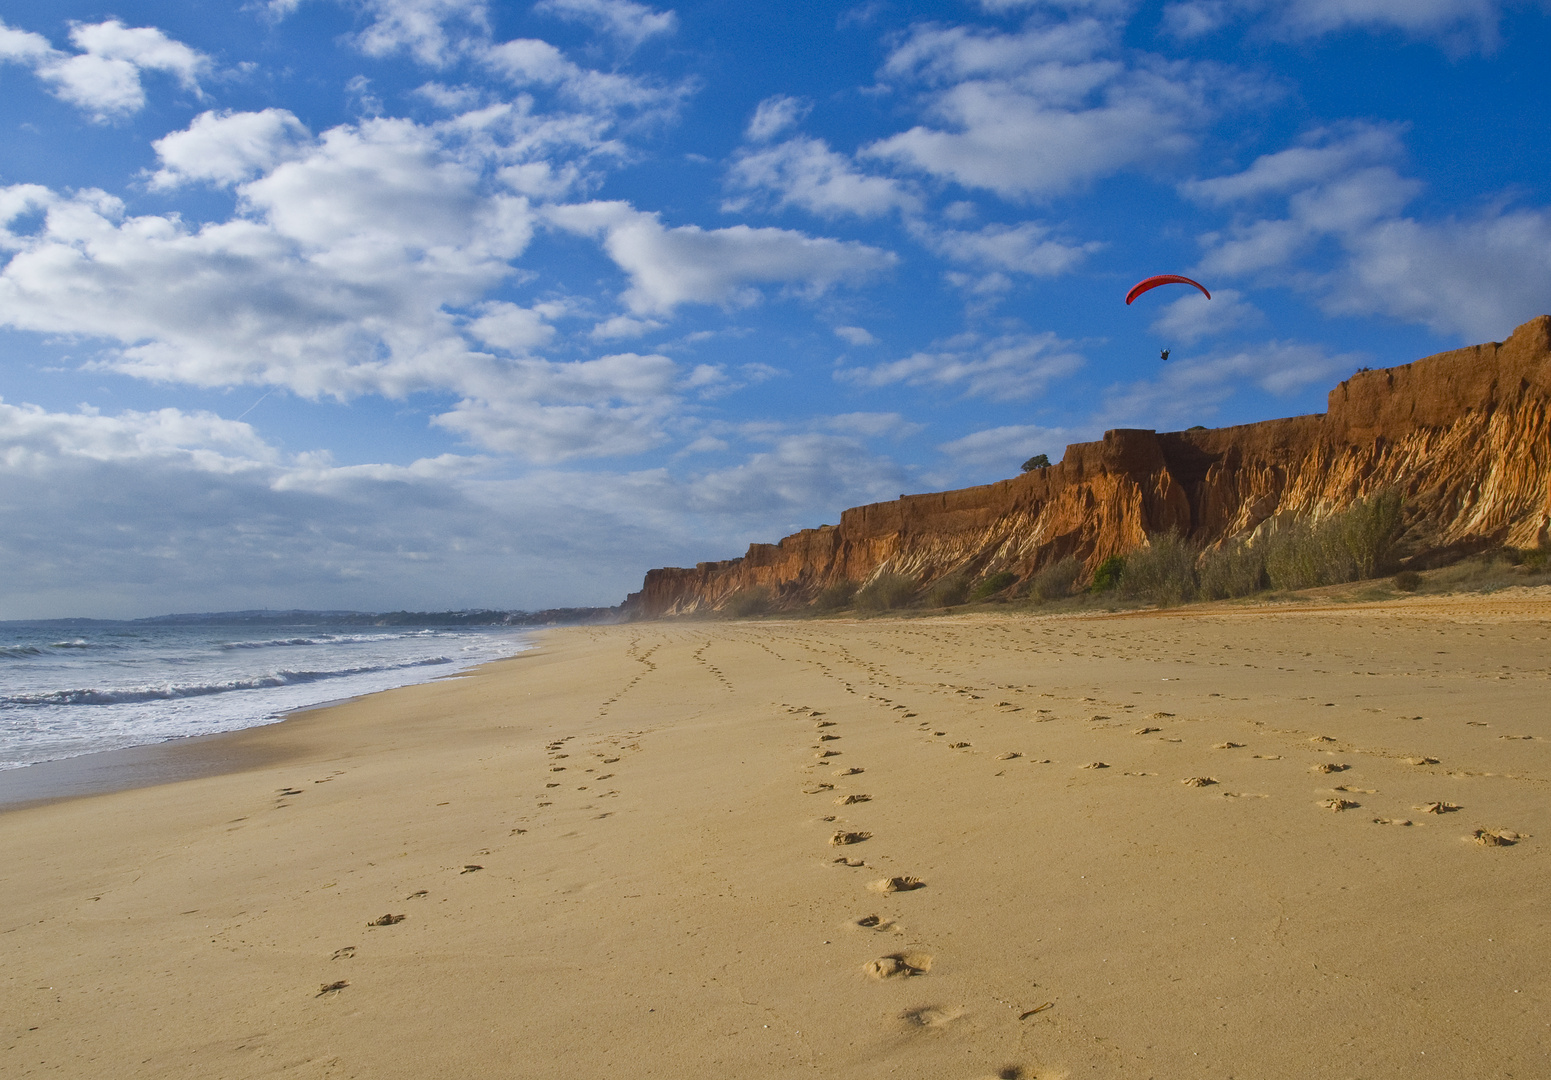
0;619;532;772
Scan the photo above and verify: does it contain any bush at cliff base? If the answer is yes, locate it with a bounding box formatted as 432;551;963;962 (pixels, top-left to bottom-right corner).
927;574;971;607
1121;533;1199;607
855;573;918;611
970;570;1019;601
1030;556;1080;601
813;580;858;611
1198;542;1265;599
726;587;772;617
1089;556;1125;592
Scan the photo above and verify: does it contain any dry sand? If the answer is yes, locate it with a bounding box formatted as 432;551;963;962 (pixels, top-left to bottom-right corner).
3;597;1550;1078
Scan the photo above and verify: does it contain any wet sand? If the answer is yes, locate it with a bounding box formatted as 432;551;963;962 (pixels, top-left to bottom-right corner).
3;597;1549;1078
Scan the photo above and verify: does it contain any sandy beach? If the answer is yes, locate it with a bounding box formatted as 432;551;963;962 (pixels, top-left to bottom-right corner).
3;597;1549;1078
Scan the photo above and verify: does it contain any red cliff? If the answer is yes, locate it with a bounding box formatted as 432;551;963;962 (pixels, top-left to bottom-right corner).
623;316;1551;618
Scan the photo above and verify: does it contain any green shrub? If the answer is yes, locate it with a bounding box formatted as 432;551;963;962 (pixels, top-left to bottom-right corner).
1339;489;1404;578
1521;547;1548;573
725;587;772;617
855;572;918;612
1029;556;1080;602
812;580;858;611
1020;453;1051;472
926;574;970;607
1121;533;1199;607
1090;555;1125;592
1393;570;1422;592
970;570;1019;601
1197;542;1265;599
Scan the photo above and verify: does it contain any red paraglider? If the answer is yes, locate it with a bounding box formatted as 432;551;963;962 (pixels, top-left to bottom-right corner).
1125;274;1211;305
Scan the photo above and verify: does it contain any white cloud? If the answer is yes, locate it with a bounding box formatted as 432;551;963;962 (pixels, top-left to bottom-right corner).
938;423;1076;468
350;0;490;66
920;219;1101;275
534;0;678;50
862;17;1229;199
834;325;877;346
467;300;558;352
746;95;811;142
546;200;898;315
148;109;313;190
1187;125;1551;340
0;18;210;121
479;36;689;115
1161;0;1526;50
1099;340;1358;428
1147;287;1261;343
0;119;533;400
590;314;664;340
726;136;920;218
836;330;1084;399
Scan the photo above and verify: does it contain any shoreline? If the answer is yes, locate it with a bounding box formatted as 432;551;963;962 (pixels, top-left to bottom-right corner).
0;636;540;812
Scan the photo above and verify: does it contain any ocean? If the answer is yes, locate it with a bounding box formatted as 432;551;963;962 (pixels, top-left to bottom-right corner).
0;618;533;773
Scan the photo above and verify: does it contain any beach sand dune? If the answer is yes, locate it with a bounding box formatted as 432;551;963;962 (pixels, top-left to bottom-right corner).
3;598;1550;1078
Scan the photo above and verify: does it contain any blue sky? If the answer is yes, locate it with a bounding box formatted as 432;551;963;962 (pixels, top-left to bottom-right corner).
1;0;1548;618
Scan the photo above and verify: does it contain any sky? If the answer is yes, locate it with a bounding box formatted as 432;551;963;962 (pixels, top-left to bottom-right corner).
1;0;1548;619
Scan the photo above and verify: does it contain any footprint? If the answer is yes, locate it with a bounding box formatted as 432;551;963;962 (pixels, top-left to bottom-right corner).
834;856;866;867
830;830;872;846
899;1005;962;1028
869;876;925;893
836;767;865;776
949;742;971;749
819;734;841;742
317;980;349;996
368;914;405;926
1373;817;1412;826
1406;757;1440;765
1319;798;1359;812
1472;829;1522;846
854;914;892;929
1133;726;1160;735
817;750;842;758
1214;742;1245;750
1150;712;1174;719
406;890;428;900
804;783;835;794
460;865;483;874
1181;776;1217;787
995;752;1021;760
1310;763;1349;774
1081;761;1109;769
1310;736;1337;744
836;794;872;805
1414;801;1461;814
865;952;932;979
330;946;356;960
1252;754;1282;760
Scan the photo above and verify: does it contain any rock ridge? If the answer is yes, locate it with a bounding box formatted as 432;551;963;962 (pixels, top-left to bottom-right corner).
623;316;1551;618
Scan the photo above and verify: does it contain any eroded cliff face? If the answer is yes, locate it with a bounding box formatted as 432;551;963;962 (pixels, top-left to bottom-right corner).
624;316;1551;618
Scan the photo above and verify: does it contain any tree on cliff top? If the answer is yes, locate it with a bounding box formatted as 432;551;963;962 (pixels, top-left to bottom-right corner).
1021;454;1050;472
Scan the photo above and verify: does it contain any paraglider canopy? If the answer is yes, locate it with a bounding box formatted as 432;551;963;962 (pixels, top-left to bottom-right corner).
1125;274;1211;305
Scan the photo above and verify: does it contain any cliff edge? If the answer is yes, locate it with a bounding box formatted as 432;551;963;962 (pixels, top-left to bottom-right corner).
623;316;1551;618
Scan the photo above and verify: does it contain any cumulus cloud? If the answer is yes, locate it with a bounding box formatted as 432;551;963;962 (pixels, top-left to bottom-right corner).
1163;0;1527;50
746;95;811;142
148;109;313;189
533;0;678;50
726;136;920;218
348;0;491;66
836;330;1084;399
0;17;210;121
938;423;1078;468
860;16;1233;199
1148;287;1261;343
1187;124;1551;340
834;325;877;346
0;118;533;399
918;219;1101;276
546;200;898;315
